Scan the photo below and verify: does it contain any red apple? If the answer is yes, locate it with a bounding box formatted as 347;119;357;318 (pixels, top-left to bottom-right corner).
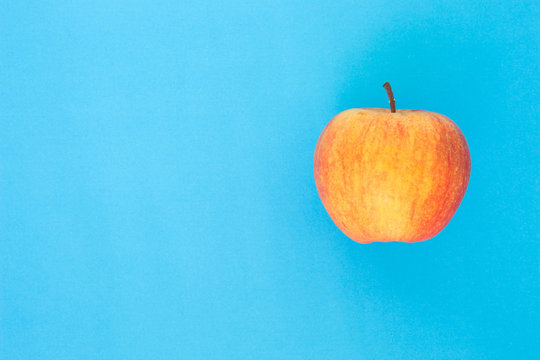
314;82;471;243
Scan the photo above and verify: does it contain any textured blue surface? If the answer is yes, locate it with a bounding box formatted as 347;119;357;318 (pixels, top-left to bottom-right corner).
1;1;539;359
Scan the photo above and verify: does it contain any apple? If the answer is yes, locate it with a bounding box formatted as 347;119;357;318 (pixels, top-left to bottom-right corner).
314;82;471;243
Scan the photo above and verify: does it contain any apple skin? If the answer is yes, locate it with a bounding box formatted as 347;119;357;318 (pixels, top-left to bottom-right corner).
314;108;471;243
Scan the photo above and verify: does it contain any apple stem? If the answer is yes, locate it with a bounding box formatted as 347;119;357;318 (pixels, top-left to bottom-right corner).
383;82;396;113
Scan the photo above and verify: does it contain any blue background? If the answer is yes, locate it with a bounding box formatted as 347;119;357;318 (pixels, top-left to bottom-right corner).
1;1;539;359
